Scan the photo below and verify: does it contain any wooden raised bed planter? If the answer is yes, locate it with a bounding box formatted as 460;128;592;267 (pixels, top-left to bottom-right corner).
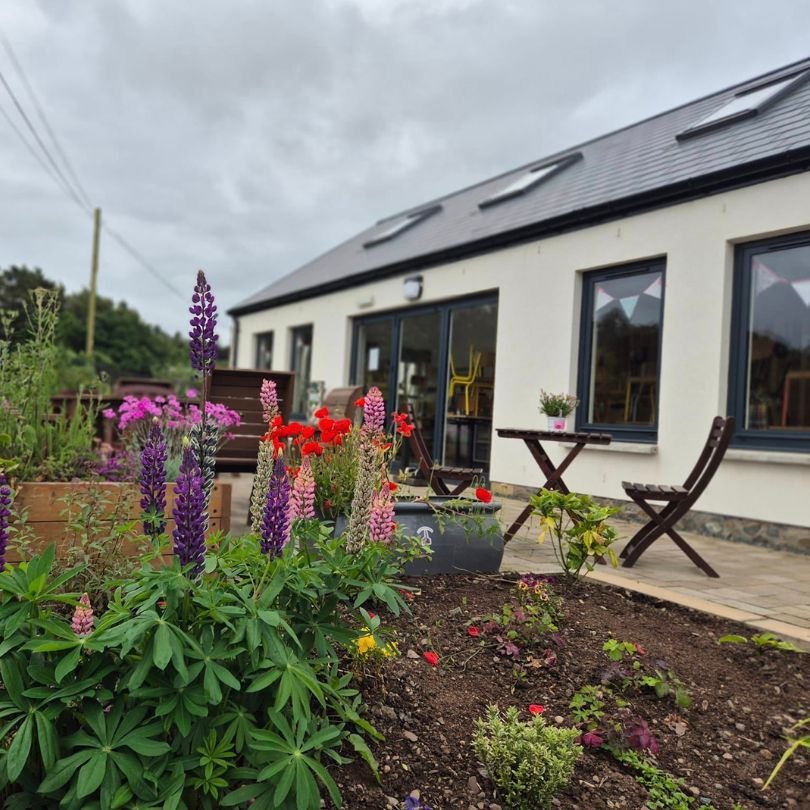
9;481;232;563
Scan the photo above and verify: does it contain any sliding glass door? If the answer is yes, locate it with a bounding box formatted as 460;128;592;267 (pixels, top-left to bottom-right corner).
352;294;498;471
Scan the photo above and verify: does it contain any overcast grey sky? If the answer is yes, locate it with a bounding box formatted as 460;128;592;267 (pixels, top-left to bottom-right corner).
2;1;810;336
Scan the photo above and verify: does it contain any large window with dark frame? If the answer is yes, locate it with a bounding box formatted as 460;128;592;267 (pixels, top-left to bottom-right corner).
728;232;810;450
254;331;274;369
577;260;665;442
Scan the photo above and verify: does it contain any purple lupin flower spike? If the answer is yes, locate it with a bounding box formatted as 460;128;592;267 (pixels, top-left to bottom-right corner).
140;419;167;537
261;456;291;557
172;441;207;577
0;472;12;572
189;270;218;376
363;386;386;433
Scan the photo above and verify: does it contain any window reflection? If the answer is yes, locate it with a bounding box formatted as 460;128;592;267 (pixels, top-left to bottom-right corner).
746;246;810;430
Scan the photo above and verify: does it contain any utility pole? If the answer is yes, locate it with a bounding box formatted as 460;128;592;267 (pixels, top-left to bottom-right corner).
85;207;101;356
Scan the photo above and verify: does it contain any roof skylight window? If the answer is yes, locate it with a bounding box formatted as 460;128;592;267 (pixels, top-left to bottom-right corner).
363;204;442;248
479;152;581;209
677;70;810;140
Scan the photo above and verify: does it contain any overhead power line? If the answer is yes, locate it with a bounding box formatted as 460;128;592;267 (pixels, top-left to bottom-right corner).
0;33;186;301
0;33;94;210
0;66;89;213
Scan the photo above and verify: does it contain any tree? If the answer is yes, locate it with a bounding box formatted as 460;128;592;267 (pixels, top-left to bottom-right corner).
0;265;63;342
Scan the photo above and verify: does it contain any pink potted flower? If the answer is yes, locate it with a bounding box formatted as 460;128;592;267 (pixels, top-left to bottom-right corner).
538;391;579;432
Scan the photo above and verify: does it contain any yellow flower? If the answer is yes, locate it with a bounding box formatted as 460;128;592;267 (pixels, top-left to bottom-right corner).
382;641;399;658
355;634;378;655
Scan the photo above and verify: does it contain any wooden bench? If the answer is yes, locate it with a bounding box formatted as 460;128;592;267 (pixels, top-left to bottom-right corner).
620;416;735;577
405;403;483;496
207;369;295;474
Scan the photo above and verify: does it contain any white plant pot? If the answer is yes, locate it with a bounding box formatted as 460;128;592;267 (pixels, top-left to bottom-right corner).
547;415;567;432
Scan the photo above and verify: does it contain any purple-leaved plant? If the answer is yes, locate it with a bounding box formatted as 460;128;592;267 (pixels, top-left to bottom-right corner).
261;456;291;557
140;419;167;537
172;441;207;577
0;472;11;571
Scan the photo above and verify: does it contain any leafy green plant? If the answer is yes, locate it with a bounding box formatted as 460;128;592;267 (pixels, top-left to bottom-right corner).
609;747;716;809
763;717;810;789
538;391;578;418
569;685;606;725
472;704;581;809
0;528;409;809
531;489;620;578
718;632;804;652
0;289;99;481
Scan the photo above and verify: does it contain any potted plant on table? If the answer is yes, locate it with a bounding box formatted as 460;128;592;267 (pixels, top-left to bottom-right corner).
538;390;579;432
257;388;504;575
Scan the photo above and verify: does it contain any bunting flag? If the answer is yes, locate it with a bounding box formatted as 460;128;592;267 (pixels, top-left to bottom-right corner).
753;258;810;307
595;287;614;311
793;279;810;307
643;276;662;299
595;275;662;317
620;295;639;320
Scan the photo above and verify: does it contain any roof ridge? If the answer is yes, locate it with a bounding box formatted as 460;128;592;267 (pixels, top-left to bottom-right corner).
375;54;810;224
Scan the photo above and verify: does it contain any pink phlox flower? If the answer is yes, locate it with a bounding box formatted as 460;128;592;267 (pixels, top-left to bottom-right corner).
186;388;199;399
102;408;116;419
368;487;396;544
71;593;94;636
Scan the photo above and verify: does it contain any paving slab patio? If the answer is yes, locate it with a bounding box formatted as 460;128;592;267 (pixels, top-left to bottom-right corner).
220;473;810;647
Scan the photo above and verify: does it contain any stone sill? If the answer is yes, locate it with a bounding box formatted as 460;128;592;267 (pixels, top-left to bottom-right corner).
726;449;810;466
561;441;658;455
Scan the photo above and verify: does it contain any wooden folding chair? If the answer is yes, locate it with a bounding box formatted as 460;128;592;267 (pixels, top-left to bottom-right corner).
620;416;735;577
405;403;483;496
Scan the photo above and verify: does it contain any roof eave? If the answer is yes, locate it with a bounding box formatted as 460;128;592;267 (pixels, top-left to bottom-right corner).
228;146;810;318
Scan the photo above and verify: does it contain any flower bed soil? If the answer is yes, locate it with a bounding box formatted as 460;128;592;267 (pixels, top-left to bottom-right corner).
334;575;810;809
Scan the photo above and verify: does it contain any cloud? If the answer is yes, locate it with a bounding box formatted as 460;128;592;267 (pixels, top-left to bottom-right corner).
0;0;808;334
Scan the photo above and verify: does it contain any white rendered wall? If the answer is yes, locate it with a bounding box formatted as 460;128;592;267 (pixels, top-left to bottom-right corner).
235;173;810;528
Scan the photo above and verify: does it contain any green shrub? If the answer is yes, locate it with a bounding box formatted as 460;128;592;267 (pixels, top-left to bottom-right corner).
0;528;407;809
472;704;582;809
530;489;620;579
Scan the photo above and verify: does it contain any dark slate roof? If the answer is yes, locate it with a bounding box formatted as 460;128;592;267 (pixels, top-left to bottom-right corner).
231;57;810;316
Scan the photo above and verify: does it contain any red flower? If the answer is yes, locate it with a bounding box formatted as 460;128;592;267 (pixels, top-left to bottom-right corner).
399;589;416;602
320;430;336;444
528;704;545;716
387;481;398;492
314;406;329;418
334;418;352;433
271;414;283;428
354;397;366;407
467;626;480;638
158;600;167;609
367;612;376;620
397;423;414;437
287;421;303;436
324;499;332;509
318;417;335;433
475;487;493;503
423;651;439;667
302;425;316;439
332;434;343;446
301;441;323;456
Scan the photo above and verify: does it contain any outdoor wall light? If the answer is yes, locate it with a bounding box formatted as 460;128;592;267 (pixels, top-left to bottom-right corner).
403;275;423;301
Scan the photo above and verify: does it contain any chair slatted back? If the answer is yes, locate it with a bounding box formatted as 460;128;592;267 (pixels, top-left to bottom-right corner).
320;387;363;422
681;416;735;497
404;402;451;495
207;368;295;473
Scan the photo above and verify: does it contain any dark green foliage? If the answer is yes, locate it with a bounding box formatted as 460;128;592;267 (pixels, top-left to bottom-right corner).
0;531;408;808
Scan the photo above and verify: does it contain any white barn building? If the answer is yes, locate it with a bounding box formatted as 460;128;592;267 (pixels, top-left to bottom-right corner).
229;58;810;552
